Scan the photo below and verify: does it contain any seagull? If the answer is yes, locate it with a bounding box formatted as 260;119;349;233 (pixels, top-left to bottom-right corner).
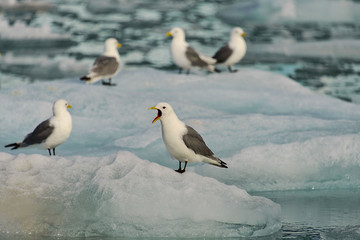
149;102;227;173
212;27;247;73
5;99;72;156
166;27;219;75
80;38;122;86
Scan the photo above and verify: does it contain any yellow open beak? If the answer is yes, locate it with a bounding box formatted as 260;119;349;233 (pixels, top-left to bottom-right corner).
166;32;172;37
148;106;161;123
242;32;247;37
67;104;72;109
117;43;122;48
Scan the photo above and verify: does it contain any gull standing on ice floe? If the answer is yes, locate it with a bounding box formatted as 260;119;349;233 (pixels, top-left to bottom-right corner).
212;27;247;73
5;99;72;156
166;27;219;75
80;38;122;86
149;102;227;173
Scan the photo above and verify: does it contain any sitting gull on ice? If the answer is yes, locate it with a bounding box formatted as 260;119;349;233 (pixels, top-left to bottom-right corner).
80;38;122;86
166;27;219;75
149;102;227;173
5;99;72;156
212;27;247;73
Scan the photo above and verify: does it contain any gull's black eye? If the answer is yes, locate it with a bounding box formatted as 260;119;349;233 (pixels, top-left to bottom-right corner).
163;106;166;109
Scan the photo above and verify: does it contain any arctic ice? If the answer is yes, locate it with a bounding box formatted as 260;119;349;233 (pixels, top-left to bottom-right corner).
1;68;360;238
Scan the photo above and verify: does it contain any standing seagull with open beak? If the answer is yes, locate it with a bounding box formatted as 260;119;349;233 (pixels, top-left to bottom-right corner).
166;27;219;75
5;99;72;156
80;38;122;86
212;27;247;73
149;102;227;173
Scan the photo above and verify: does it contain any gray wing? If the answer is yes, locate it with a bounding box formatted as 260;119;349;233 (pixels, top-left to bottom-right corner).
90;56;119;76
22;119;54;147
183;125;214;158
213;44;233;63
185;46;208;68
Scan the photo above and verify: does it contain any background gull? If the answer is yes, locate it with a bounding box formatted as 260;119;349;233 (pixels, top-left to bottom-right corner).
5;99;72;156
213;27;247;73
166;27;219;75
80;38;122;86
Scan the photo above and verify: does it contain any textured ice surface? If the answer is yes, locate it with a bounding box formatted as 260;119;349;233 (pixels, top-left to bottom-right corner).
0;152;281;238
1;68;360;238
249;39;360;60
1;69;360;191
0;52;89;81
0;17;68;40
218;0;360;24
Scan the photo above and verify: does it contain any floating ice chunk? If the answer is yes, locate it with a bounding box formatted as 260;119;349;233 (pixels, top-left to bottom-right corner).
0;52;89;80
135;9;161;22
0;18;69;40
0;151;281;238
86;0;139;14
249;39;360;60
217;0;360;24
0;0;54;12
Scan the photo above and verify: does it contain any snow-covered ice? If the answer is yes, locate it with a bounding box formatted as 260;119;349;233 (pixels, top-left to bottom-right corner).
0;152;281;238
1;68;360;238
0;17;68;40
218;0;360;24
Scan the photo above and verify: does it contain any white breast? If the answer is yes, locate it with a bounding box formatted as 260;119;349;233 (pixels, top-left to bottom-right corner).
170;40;191;70
226;38;247;65
44;112;72;149
161;119;196;163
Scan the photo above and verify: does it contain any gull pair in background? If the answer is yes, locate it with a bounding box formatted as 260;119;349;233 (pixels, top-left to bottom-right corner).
149;102;227;173
167;27;247;74
5;99;72;156
80;38;122;86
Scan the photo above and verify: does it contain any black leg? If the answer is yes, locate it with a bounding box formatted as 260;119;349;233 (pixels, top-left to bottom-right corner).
48;149;51;156
174;161;187;174
53;148;56;156
102;78;117;86
214;68;221;73
228;66;238;73
175;161;182;173
178;69;182;74
182;161;188;172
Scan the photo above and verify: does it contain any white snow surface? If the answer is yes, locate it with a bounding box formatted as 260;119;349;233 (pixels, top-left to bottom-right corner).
0;152;280;238
1;68;360;237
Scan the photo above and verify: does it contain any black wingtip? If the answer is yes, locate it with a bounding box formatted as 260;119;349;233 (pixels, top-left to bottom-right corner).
218;159;228;168
4;143;20;150
214;68;221;73
80;76;90;81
